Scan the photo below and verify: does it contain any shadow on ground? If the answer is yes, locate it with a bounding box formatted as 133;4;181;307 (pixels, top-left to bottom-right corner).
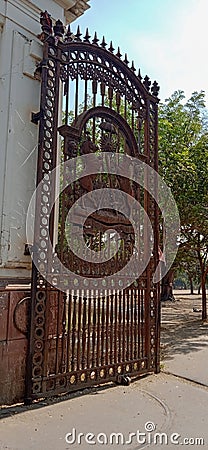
0;374;149;420
161;291;208;361
0;382;116;420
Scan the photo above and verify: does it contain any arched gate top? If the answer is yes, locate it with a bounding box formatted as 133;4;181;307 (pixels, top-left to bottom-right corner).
59;106;139;156
39;11;160;106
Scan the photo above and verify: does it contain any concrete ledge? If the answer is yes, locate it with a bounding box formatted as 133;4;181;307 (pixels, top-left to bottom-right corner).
54;0;91;23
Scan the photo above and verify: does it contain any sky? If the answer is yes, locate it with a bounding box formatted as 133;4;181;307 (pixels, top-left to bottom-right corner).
73;0;208;103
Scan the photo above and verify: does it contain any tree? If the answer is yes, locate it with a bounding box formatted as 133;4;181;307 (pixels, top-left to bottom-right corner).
175;247;201;294
158;90;208;318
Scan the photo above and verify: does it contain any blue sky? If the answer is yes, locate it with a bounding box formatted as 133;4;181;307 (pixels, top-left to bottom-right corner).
73;0;208;103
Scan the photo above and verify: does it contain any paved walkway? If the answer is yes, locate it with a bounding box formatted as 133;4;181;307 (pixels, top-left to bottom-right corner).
0;291;207;450
161;291;208;386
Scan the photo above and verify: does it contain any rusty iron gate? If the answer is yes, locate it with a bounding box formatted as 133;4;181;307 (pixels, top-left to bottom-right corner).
26;13;160;402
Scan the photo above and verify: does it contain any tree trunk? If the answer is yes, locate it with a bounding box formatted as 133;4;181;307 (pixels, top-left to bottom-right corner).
198;284;201;295
161;269;175;301
201;272;207;321
196;233;207;321
189;276;194;294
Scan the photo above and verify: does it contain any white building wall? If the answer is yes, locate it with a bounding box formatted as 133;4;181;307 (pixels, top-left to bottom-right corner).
0;0;90;280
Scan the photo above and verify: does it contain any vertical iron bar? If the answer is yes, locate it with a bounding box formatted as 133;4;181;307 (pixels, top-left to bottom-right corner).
87;290;91;368
108;86;113;109
131;101;134;130
100;82;105;107
66;292;72;372
92;80;97;142
55;290;61;374
61;292;67;373
109;290;114;365
116;91;120;114
75;63;79;119
96;291;101;367
118;289;122;362
130;289;134;361
71;289;77;371
124;90;127;120
134;288;138;360
141;289;144;359
105;290;109;365
138;288;141;361
42;285;51;382
64;70;69;125
83;75;88;134
114;289;118;364
122;290;126;362
126;289;130;361
81;290;87;370
101;295;105;366
91;291;96;367
76;291;82;371
84;76;88;111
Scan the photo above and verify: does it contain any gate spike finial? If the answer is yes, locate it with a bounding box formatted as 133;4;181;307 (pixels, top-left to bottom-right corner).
54;19;64;39
151;80;160;97
101;36;107;48
138;69;142;81
84;27;91;42
65;24;75;42
40;10;53;37
124;53;129;65
92;32;99;45
109;41;115;53
76;25;82;41
131;61;136;72
116;47;122;58
143;75;151;91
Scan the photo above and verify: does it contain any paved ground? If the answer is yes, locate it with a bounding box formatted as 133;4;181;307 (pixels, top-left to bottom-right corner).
161;290;208;385
0;290;207;450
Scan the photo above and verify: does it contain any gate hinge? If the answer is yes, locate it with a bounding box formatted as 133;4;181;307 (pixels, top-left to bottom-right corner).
34;58;48;80
24;243;36;255
31;110;42;124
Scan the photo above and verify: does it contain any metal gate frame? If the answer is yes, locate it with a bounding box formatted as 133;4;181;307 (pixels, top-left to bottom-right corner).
26;13;160;402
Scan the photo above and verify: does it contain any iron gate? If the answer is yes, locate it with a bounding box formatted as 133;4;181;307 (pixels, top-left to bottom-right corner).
26;13;160;401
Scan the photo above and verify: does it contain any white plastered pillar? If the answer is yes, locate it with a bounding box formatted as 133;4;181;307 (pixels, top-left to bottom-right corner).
0;0;90;281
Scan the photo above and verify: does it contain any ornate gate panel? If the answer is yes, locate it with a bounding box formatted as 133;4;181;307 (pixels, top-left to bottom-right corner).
26;15;160;401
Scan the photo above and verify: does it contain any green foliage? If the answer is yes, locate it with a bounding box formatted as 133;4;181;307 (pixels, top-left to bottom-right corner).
158;90;208;311
158;90;208;222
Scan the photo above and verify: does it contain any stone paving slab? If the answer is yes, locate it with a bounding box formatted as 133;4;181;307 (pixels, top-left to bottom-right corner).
161;291;208;387
0;377;166;450
0;372;208;450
